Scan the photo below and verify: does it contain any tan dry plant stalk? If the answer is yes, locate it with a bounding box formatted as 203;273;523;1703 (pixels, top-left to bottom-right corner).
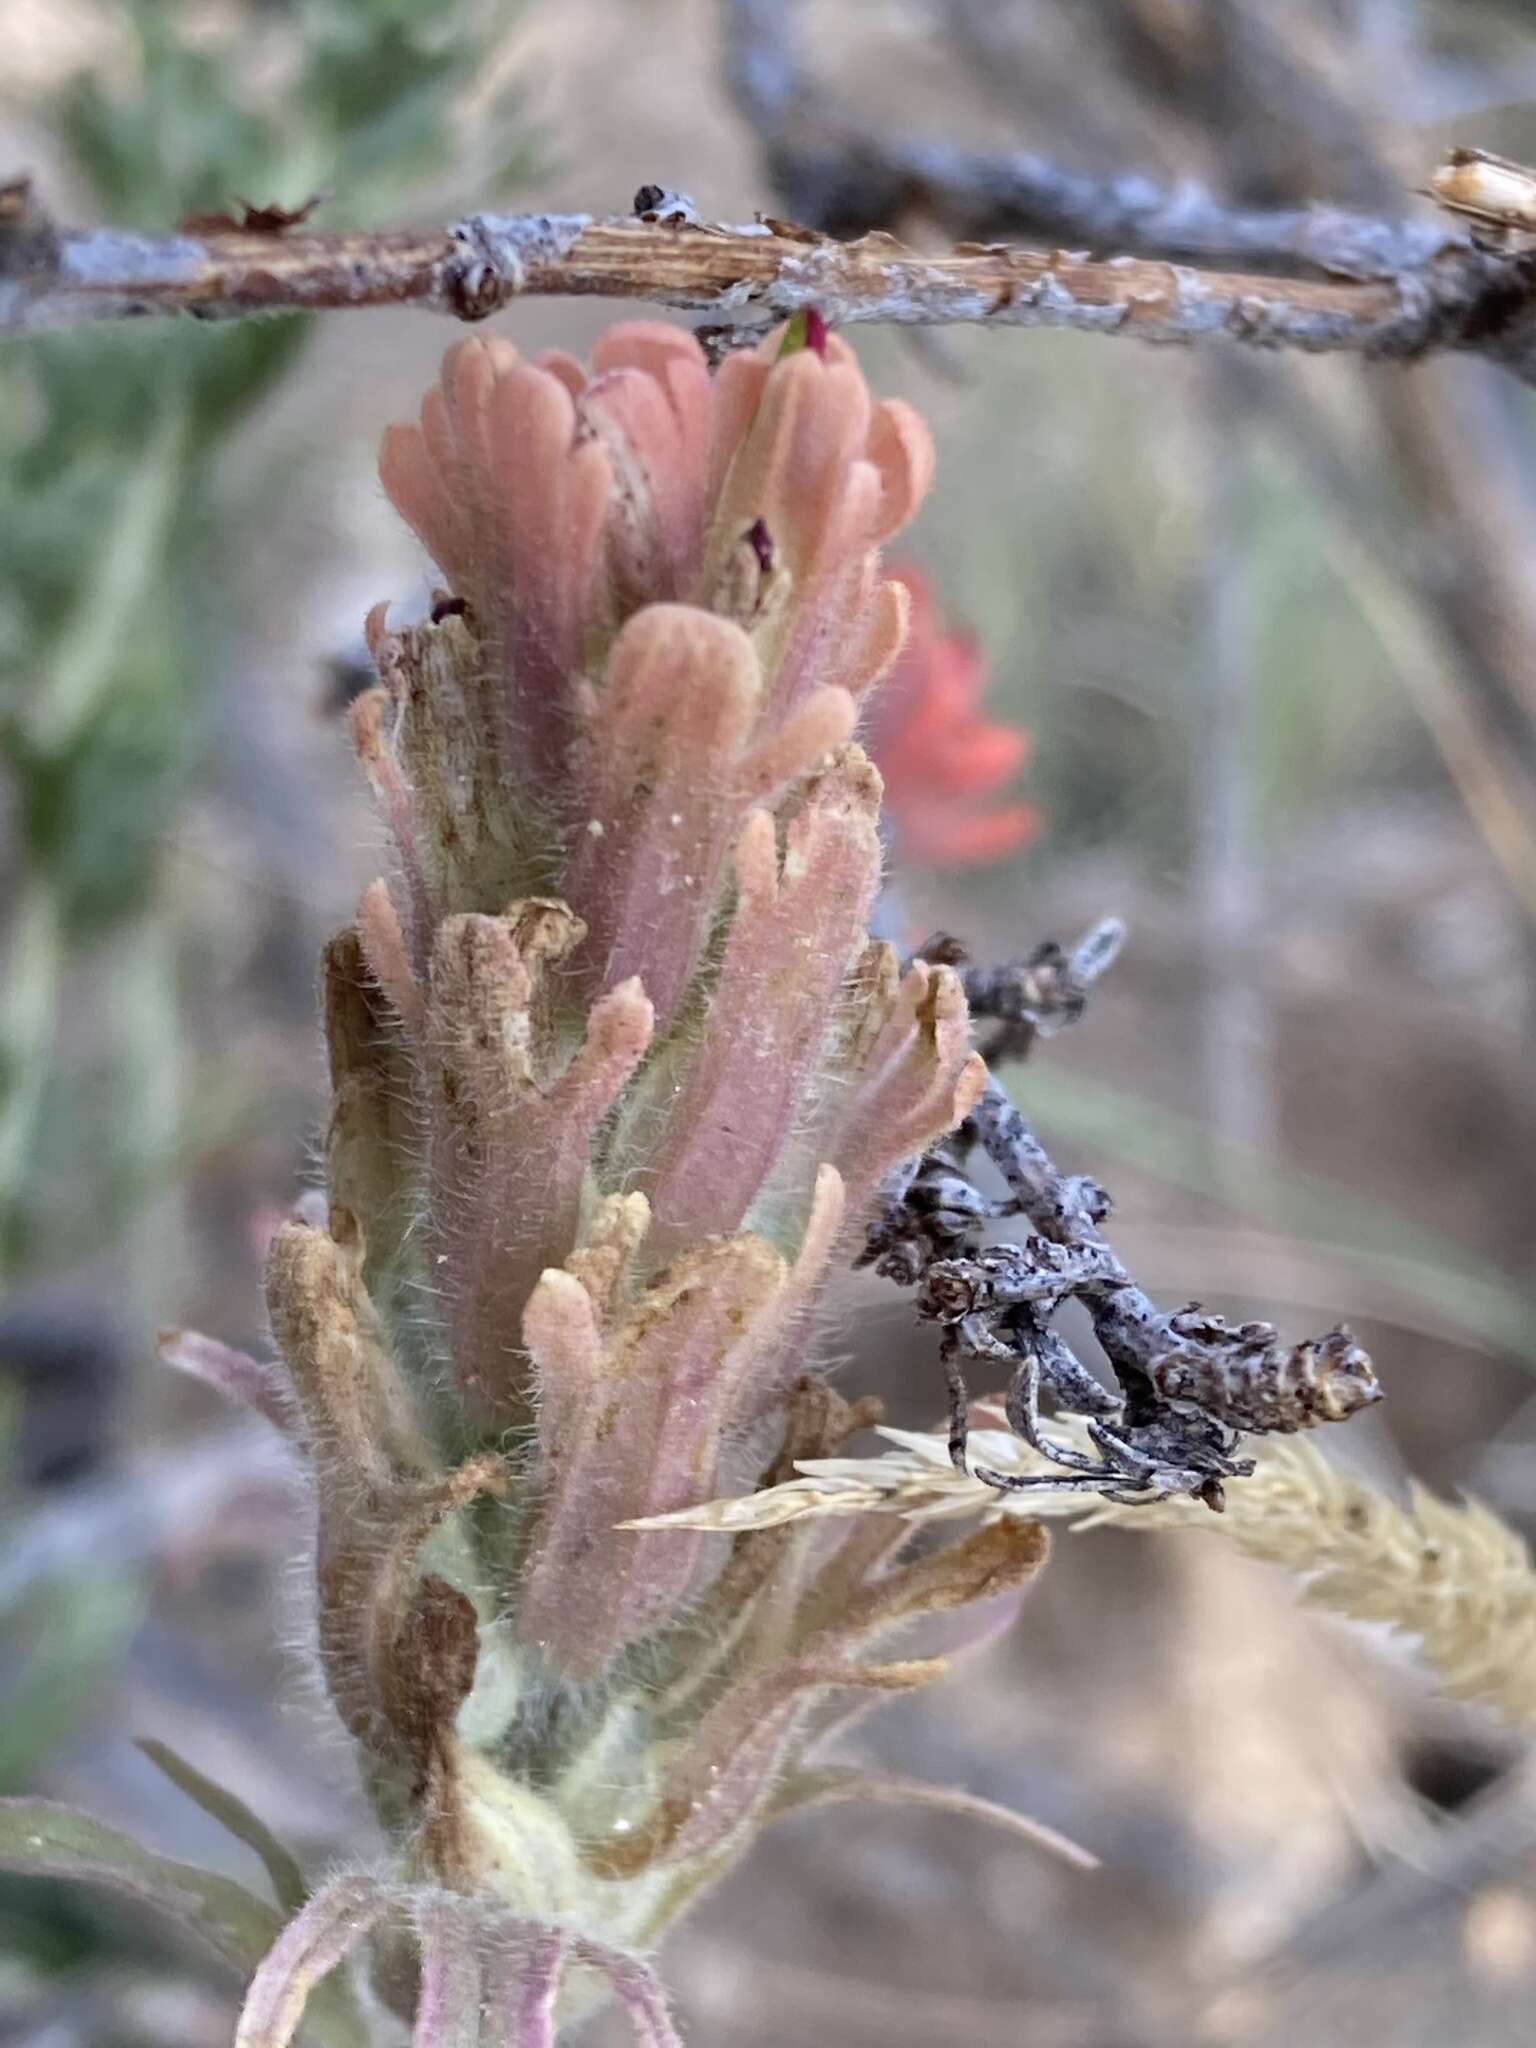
0;314;1094;2047
640;1415;1536;1730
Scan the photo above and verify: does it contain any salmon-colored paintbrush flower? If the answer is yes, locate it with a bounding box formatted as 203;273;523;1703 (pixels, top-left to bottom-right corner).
13;322;1066;2046
867;564;1039;868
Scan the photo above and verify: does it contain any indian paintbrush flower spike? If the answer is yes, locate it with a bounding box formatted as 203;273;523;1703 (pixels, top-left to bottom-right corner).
71;317;1064;2043
0;308;1393;2045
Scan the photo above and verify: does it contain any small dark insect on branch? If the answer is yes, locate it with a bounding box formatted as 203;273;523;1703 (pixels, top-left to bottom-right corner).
179;193;330;237
862;925;1383;1510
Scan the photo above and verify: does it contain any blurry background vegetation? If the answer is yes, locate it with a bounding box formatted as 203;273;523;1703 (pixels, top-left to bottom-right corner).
0;0;532;1295
2;1;1536;2043
0;1;534;2032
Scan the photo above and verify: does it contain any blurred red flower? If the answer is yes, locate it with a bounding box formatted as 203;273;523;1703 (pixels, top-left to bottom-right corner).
867;565;1039;867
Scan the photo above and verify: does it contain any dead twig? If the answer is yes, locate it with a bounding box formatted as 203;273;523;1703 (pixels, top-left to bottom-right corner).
862;925;1380;1511
3;175;1536;383
722;0;1450;276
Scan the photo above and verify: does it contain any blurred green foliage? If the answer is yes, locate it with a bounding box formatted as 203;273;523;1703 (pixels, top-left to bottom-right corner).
0;0;533;1286
0;1383;144;1996
0;1;535;2017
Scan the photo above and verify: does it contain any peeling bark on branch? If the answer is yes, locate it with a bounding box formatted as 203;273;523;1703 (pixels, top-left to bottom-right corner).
4;191;1536;381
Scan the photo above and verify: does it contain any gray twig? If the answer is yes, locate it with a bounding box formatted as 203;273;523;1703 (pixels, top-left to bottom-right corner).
722;0;1460;278
862;927;1381;1508
4;174;1536;383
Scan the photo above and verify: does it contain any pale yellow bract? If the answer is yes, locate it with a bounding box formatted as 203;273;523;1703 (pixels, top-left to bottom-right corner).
633;1419;1536;1731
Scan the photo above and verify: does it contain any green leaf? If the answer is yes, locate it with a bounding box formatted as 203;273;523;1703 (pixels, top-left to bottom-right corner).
0;1578;144;1791
0;1800;370;2048
21;404;186;756
0;1796;283;1976
136;1741;309;1916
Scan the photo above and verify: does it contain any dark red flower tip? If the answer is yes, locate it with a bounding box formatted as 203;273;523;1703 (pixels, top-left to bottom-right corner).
746;517;774;574
777;307;830;360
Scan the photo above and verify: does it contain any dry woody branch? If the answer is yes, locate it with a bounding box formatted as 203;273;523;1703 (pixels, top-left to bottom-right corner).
860;927;1381;1512
8;167;1536;385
